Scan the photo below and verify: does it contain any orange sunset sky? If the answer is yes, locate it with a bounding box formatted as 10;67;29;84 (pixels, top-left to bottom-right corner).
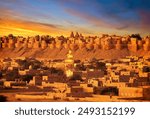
0;0;150;37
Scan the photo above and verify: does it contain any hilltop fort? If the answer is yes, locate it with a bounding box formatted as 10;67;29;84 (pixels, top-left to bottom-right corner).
0;32;150;60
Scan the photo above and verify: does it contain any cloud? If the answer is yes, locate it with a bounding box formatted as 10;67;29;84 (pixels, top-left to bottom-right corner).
23;20;60;29
0;7;66;36
59;0;83;5
65;8;117;28
0;0;150;36
61;0;140;31
0;17;61;35
0;7;60;29
116;25;129;30
64;7;137;32
0;0;54;21
138;10;150;30
0;8;20;18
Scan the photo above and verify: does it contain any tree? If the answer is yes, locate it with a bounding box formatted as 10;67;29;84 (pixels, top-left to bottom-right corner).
131;34;142;40
95;62;106;70
21;75;33;83
90;58;106;70
16;59;30;69
70;74;82;81
48;67;64;75
8;34;13;38
75;63;86;71
16;58;42;69
0;95;7;102
5;69;19;81
143;66;150;72
0;71;2;79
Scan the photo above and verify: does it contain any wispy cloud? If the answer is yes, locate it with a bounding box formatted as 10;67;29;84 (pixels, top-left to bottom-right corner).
0;7;66;36
64;7;137;33
65;8;115;28
138;10;150;30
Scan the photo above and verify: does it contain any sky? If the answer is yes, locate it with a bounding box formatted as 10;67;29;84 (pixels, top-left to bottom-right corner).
0;0;150;36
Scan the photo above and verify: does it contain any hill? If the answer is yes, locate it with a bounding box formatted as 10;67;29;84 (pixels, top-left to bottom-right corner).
0;47;149;60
